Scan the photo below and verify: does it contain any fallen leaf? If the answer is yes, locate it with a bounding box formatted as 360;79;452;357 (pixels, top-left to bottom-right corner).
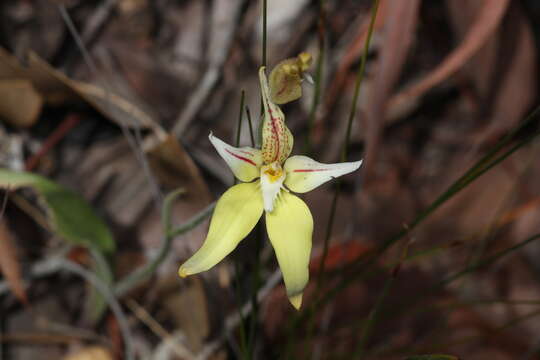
363;0;421;180
0;79;43;127
323;0;389;117
160;276;209;352
0;218;27;304
144;134;211;199
0;169;115;253
63;346;113;360
388;0;510;120
0;47;160;131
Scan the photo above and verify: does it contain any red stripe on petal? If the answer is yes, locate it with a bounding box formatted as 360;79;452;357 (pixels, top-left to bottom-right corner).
225;149;257;166
238;150;254;156
292;168;331;172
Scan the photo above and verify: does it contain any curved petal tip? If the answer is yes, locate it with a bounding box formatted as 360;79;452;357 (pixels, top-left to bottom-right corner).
289;293;303;310
178;266;191;278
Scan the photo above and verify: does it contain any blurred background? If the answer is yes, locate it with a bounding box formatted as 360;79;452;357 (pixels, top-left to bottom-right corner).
1;0;540;359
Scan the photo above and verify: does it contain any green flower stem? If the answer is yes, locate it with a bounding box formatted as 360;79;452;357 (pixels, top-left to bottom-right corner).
60;259;134;360
316;0;380;290
247;2;267;357
320;124;540;311
234;261;250;360
114;190;215;297
236;90;246;147
288;105;540;350
262;0;267;68
439;232;540;287
297;0;380;357
331;230;540;358
304;0;326;155
245;106;256;147
352;275;395;359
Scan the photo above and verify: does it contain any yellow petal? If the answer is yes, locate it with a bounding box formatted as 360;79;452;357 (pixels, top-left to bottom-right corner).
284;155;362;193
259;67;294;164
179;182;263;277
209;133;262;182
269;52;312;105
265;192;313;309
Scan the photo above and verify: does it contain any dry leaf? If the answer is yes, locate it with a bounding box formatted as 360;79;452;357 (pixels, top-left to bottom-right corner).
160;276;209;352
63;346;113;360
363;0;421;180
145;134;211;199
0;47;160;131
388;0;510;120
0;79;43;127
0;218;27;304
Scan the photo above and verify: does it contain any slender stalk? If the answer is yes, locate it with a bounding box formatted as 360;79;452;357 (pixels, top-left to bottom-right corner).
288;105;540;348
115;192;215;296
236;90;246;147
247;2;268;357
352;276;394;359
317;0;380;289
233;90;246;184
262;0;267;68
233;89;249;358
319;124;540;312
234;261;249;360
304;0;326;155
60;259;134;360
294;3;381;358
246;106;256;147
439;233;540;287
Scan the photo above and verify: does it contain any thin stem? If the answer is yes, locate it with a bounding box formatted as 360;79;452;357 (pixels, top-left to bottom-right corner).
290;105;540;345
246;106;256;147
262;0;267;68
115;191;215;297
234;262;249;360
60;259;134;360
304;0;326;155
352;276;394;359
236;90;246;147
439;232;540;287
317;0;380;287
0;187;9;221
297;3;381;357
247;2;267;357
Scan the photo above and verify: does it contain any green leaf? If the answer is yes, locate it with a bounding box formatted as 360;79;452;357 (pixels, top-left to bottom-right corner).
405;355;459;360
0;169;114;253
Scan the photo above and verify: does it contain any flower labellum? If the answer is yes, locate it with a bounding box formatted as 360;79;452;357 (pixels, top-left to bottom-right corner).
178;66;362;309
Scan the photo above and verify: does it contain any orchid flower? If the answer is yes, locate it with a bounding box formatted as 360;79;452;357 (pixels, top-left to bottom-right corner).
178;67;362;309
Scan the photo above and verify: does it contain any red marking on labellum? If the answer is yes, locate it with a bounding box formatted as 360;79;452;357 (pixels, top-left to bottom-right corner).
266;100;281;162
225;149;256;166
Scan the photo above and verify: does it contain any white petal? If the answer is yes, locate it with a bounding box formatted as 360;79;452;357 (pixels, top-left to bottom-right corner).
209;133;262;182
284;155;362;193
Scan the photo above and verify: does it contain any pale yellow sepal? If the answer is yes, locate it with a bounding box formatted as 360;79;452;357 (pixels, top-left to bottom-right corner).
284;155;362;193
269;52;312;105
179;182;263;277
265;192;313;309
289;293;303;310
209;133;262;182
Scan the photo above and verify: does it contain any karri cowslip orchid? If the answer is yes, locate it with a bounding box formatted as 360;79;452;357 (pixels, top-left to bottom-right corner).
178;67;362;309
